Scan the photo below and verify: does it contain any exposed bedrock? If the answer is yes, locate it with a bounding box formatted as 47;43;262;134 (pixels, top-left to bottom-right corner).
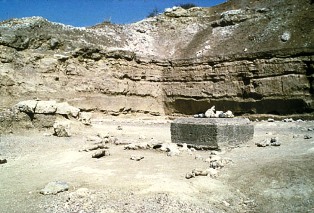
0;0;313;117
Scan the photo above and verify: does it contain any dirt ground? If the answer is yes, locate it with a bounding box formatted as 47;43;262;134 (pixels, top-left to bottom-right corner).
0;116;314;213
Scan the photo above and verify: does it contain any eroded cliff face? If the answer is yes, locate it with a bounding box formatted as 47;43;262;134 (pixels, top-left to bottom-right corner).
0;0;313;116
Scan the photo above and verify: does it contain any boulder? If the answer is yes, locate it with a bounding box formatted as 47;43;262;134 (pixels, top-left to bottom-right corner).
40;181;69;195
35;100;57;114
15;100;38;114
53;121;71;137
56;102;80;117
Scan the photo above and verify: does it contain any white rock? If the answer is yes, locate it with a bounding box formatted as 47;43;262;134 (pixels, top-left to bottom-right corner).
56;102;80;117
79;112;92;125
205;106;216;118
206;168;219;178
15;100;38;113
215;111;224;117
224;110;234;118
35;100;57;114
40;181;69;195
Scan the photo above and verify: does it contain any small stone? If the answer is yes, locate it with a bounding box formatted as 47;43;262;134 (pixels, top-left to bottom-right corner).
167;145;180;156
270;137;278;143
256;139;270;147
267;118;275;122
281;32;290;42
117;125;123;130
308;128;313;131
40;181;69;195
79;144;108;152
283;118;294;122
92;150;110;158
222;200;230;207
192;168;208;176
130;155;144;161
185;172;195;179
79;112;92;125
270;137;281;146
206;168;219;178
304;135;312;139
0;158;7;164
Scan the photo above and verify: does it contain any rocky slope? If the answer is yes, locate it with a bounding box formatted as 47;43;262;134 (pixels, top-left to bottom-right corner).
0;0;313;117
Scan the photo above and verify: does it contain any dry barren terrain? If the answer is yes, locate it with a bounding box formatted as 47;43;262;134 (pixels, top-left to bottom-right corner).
0;117;313;213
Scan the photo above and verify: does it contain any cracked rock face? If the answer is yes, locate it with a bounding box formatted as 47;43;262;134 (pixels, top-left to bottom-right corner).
0;0;313;117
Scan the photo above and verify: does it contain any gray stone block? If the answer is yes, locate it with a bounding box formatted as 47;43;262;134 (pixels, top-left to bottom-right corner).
171;118;254;148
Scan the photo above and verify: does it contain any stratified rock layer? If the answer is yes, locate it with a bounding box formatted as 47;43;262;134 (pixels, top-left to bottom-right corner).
0;0;313;116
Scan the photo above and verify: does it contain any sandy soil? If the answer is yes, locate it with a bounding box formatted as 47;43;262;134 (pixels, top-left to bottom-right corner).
0;117;314;213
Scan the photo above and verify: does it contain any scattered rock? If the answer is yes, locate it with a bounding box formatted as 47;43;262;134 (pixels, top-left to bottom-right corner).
40;181;69;195
185;168;219;179
130;155;144;161
256;137;281;147
267;118;275;122
0;158;7;164
206;168;219;178
53;121;71;137
79;112;92;125
92;149;110;158
270;137;281;146
304;135;312;139
117;125;123;130
209;157;232;169
124;141;156;150
222;200;231;207
201;106;234;118
205;106;216;118
166;144;181;156
79;144;109;152
308;128;313;131
256;139;270;147
185;172;195;179
283;118;294;122
281;31;291;42
220;110;234;118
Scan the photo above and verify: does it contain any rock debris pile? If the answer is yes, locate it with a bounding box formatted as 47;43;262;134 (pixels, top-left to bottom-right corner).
255;137;281;147
186;151;233;179
194;106;234;118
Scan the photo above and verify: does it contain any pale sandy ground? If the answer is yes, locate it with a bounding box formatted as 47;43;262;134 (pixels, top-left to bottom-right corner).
0;117;314;213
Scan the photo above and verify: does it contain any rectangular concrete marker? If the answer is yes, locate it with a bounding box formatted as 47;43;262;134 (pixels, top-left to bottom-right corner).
171;118;254;148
